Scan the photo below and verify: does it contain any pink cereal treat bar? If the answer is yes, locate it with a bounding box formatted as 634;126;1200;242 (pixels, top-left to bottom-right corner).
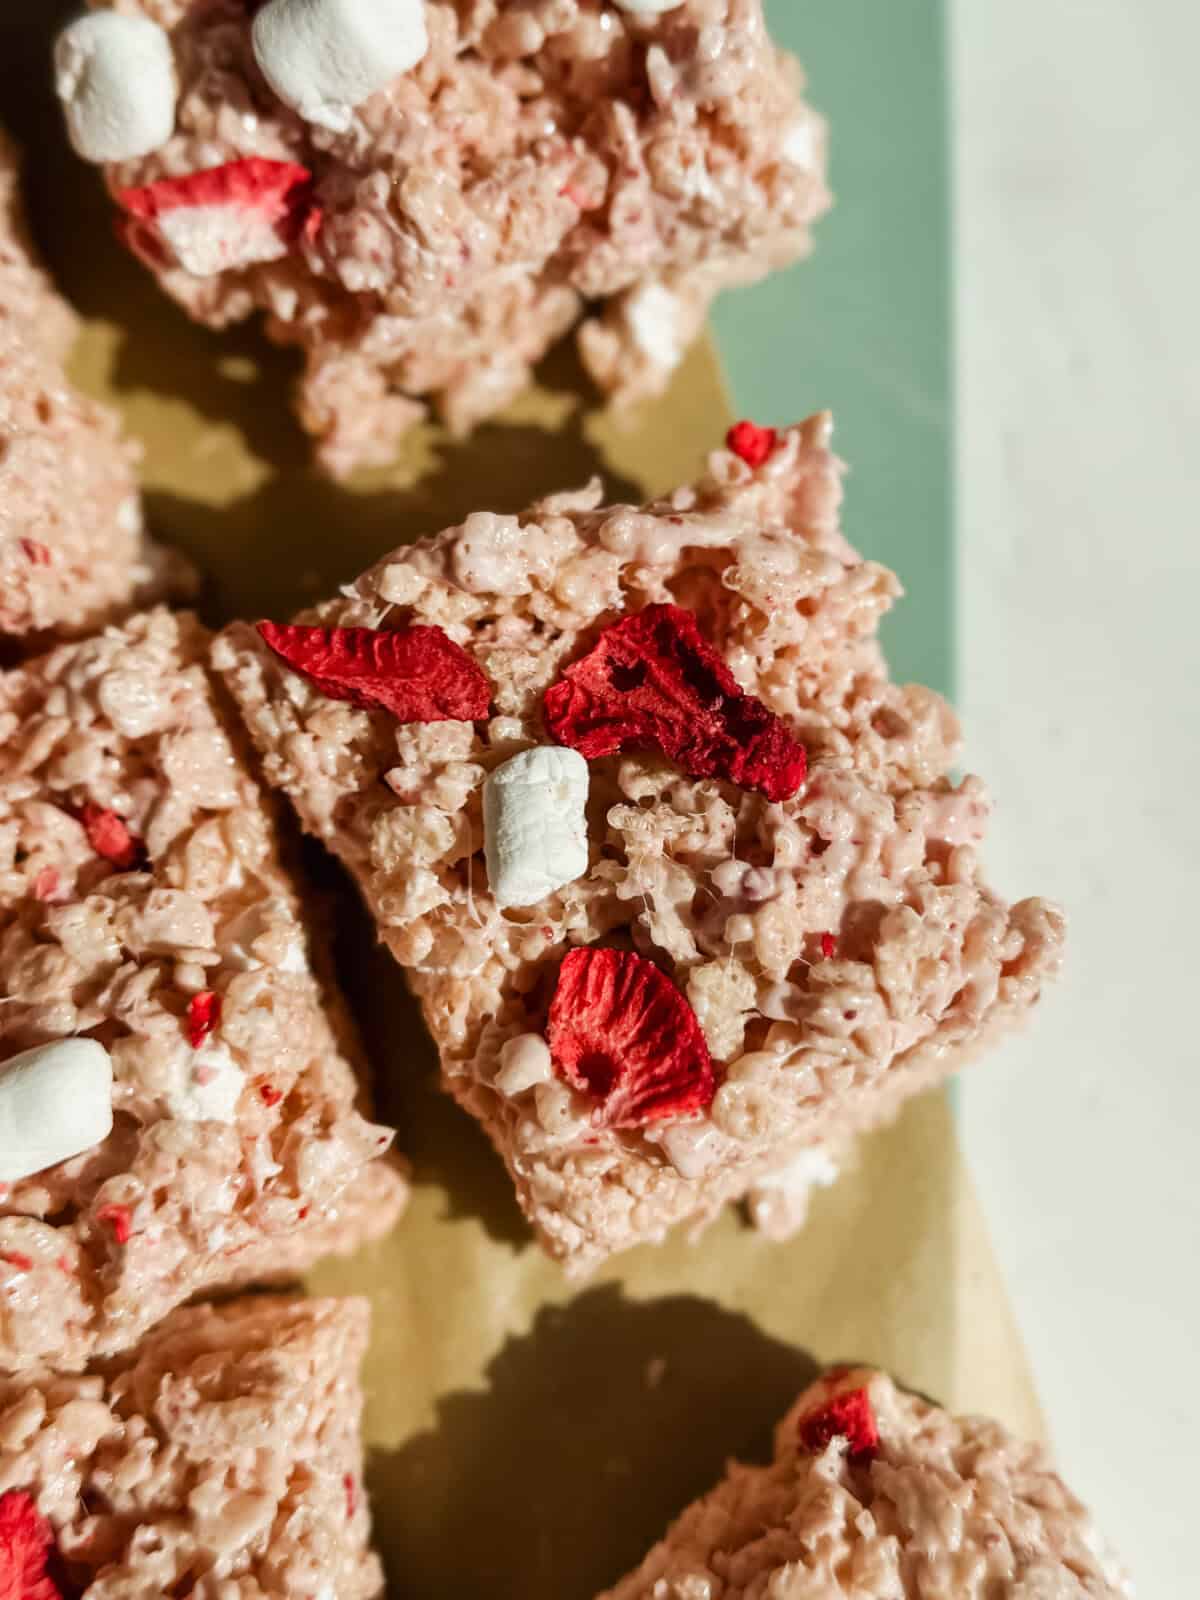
600;1366;1133;1598
214;416;1064;1274
0;133;185;648
55;1;829;475
0;1295;384;1599
0;608;406;1372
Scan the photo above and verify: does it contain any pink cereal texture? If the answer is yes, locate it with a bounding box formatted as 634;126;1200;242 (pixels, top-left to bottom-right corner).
0;609;406;1372
0;1295;385;1599
87;0;828;475
0;132;188;648
214;416;1064;1274
600;1368;1133;1599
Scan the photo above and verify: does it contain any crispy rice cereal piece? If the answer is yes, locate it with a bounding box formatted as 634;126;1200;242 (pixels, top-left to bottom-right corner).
600;1368;1133;1599
0;1295;385;1599
0;610;406;1372
215;416;1064;1273
70;0;828;474
0;133;189;647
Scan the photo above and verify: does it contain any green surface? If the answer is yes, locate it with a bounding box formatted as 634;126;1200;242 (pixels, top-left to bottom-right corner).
713;0;953;697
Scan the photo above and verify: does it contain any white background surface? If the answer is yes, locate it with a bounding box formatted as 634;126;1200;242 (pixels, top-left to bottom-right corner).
954;2;1199;1591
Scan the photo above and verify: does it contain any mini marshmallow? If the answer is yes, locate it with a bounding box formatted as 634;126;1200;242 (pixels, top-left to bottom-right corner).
55;13;177;165
0;1040;114;1184
253;0;429;134
483;746;589;910
613;0;686;14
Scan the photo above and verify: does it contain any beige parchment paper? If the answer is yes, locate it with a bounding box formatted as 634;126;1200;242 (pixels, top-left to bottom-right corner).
0;14;1043;1592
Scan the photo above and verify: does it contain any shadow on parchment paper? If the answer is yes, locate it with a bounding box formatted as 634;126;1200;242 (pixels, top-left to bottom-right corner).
141;343;640;627
308;838;530;1248
372;1284;821;1600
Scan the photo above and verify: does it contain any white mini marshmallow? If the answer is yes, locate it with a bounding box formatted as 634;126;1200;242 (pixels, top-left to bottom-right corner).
0;1040;114;1184
483;746;589;909
55;13;177;165
252;0;429;134
613;0;685;14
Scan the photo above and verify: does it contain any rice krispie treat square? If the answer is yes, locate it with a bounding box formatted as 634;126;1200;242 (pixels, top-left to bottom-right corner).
54;1;828;475
599;1367;1132;1598
0;132;186;647
0;1295;385;1599
215;416;1064;1273
0;609;406;1372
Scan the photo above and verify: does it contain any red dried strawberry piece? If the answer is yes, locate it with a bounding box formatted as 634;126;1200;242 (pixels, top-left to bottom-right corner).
186;991;222;1050
19;539;51;567
820;932;837;960
117;158;316;277
95;1204;133;1246
726;420;778;468
0;1252;33;1272
548;948;716;1129
543;604;806;802
259;1084;283;1107
797;1372;880;1464
0;1490;63;1600
257;623;491;723
81;805;145;871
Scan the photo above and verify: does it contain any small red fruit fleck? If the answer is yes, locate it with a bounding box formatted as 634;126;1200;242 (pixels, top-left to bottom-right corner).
259;1084;283;1107
0;1489;62;1600
544;604;806;802
32;868;60;904
19;539;51;566
344;1473;357;1520
820;932;837;960
548;948;717;1129
96;1204;133;1246
186;991;222;1050
0;1252;33;1272
81;804;145;871
56;1257;72;1277
256;623;491;724
797;1372;880;1464
726;420;778;468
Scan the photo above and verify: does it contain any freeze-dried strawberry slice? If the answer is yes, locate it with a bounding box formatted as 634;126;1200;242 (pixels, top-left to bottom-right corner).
81;804;146;872
186;991;222;1050
548;948;716;1129
0;1490;63;1600
544;604;806;802
95;1204;133;1246
117;158;316;278
257;622;491;723
797;1370;880;1464
726;420;778;467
